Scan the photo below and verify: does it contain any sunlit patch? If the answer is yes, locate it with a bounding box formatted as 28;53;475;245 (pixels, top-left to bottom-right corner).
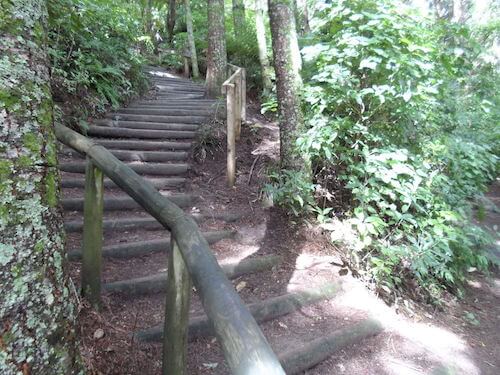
466;279;482;288
148;70;178;79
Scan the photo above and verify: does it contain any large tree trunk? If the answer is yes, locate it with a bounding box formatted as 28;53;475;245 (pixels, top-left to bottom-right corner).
167;0;177;44
232;0;246;36
185;0;200;78
206;0;227;97
255;0;273;93
0;1;83;374
268;0;304;169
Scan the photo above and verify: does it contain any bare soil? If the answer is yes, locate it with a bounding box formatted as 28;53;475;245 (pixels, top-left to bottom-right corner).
71;100;500;375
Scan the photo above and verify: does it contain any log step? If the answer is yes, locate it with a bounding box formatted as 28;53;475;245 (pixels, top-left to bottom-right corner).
105;113;207;124
103;255;282;295
62;193;195;212
64;212;243;232
135;282;342;342
67;230;235;260
61;176;185;189
116;108;215;117
87;126;196;139
94;119;199;131
94;139;191;151
59;161;189;175
279;319;384;374
61;149;188;162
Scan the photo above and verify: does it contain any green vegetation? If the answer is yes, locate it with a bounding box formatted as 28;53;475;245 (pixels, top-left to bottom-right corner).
47;0;149;130
267;0;499;302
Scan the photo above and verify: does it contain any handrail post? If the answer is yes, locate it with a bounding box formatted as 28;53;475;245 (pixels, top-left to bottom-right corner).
163;238;191;375
81;157;104;308
183;56;190;78
235;72;242;141
226;83;237;187
241;68;247;124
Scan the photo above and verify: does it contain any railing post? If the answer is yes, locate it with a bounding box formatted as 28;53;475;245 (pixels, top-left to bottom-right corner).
226;83;237;187
163;238;191;375
183;56;190;78
241;68;247;124
235;72;242;141
81;157;104;308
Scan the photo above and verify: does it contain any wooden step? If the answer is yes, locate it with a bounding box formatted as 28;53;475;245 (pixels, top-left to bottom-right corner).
61;176;185;189
59;161;189;175
64;212;243;232
279;319;383;374
67;230;235;260
61;148;188;162
136;282;342;342
94;119;199;131
62;193;195;212
94;139;191;151
87;126;196;139
103;255;282;295
116;108;215;117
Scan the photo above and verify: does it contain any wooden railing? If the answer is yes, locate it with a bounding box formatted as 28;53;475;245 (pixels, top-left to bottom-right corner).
222;63;246;187
55;124;285;375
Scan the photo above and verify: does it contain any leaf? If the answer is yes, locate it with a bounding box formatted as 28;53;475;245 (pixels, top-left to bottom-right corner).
236;281;247;292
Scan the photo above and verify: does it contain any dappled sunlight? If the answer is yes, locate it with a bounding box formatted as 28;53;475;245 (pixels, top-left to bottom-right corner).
147;69;179;79
333;278;480;375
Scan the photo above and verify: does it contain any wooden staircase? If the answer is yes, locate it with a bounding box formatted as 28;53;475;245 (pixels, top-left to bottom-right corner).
60;67;382;374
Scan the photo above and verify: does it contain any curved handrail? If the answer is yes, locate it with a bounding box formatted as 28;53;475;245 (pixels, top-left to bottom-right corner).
56;124;285;374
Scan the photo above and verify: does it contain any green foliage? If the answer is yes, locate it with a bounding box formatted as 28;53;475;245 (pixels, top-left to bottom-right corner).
271;0;499;302
47;0;148;130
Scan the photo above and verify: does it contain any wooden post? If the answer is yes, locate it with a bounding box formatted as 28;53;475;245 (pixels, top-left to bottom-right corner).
183;56;190;78
81;157;104;307
226;83;236;187
163;238;191;375
241;68;247;123
235;72;242;141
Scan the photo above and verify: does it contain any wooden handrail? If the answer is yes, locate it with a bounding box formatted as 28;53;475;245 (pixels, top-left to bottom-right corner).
222;63;246;187
55;124;285;375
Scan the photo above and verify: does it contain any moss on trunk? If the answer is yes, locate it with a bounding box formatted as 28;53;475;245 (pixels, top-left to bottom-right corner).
0;1;83;374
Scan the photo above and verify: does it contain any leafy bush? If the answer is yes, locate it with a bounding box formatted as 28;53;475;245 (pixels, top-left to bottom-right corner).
270;0;499;302
47;0;148;131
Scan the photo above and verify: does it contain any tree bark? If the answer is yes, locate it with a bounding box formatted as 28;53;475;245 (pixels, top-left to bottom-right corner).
295;0;310;35
268;0;304;169
0;1;83;374
167;0;177;44
185;0;200;78
232;0;246;36
206;0;227;97
255;0;273;93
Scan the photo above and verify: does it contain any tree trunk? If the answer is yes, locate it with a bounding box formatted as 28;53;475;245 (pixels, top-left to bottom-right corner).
145;0;153;34
295;0;310;35
268;0;304;169
206;0;227;97
0;1;83;374
167;0;177;44
232;0;246;36
255;0;273;93
185;0;200;78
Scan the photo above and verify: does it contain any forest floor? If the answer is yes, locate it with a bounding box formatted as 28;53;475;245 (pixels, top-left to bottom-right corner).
73;94;499;375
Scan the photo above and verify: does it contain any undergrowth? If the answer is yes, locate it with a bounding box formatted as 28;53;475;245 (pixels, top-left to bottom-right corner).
47;0;149;132
266;0;499;304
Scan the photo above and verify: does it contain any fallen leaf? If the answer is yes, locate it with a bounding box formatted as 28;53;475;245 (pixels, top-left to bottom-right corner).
202;362;218;369
236;281;247;292
93;328;105;340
